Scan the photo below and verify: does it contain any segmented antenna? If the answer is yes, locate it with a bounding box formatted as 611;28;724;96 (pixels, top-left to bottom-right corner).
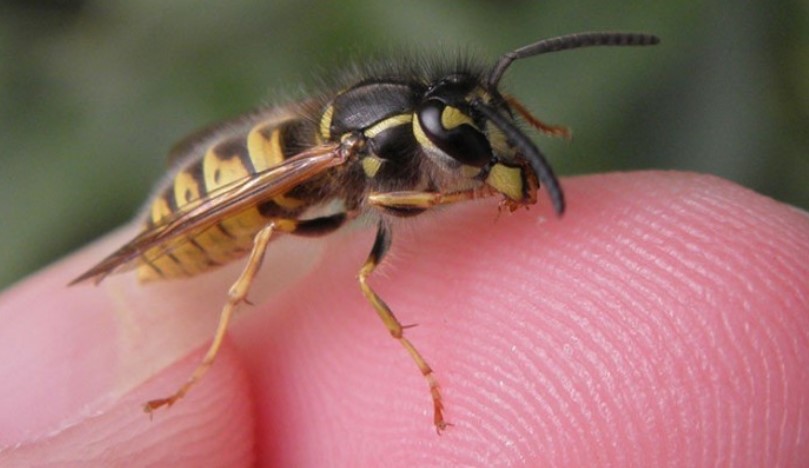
487;32;660;88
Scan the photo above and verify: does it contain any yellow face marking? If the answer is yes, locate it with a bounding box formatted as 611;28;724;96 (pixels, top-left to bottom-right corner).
202;147;251;192
364;113;412;138
412;114;434;150
485;163;525;201
247;124;284;171
362;156;384;178
441;106;474;130
486;121;511;157
319;104;334;140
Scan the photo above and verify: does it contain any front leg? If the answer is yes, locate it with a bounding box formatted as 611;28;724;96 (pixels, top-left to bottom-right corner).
367;186;496;212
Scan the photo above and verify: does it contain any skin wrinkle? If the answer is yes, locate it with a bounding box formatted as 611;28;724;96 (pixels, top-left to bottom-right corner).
492;334;550;461
760;324;776;465
703;184;804;464
774;355;791;463
539;257;644;464
764;306;797;465
762;243;807;314
2;347;253;466
604;270;692;460
548;182;788;464
581;319;621;432
566;308;623;461
466;342;524;447
713;310;748;464
525;295;586;466
542;248;647;462
727;327;747;466
622;277;699;464
554;310;602;458
569;344;610;460
398;272;523;460
784;300;809;455
636;191;774;464
684;200;776;299
676;292;734;463
750;299;775;464
438;377;497;461
483;266;584;462
513;329;569;462
471;383;522;461
652;207;741;464
755;327;775;465
602;247;680;462
678;190;806;465
490;368;537;463
798;400;808;461
625;213;713;303
514;319;577;462
663;243;723;462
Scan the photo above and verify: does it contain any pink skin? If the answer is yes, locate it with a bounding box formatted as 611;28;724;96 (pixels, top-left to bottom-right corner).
0;172;807;465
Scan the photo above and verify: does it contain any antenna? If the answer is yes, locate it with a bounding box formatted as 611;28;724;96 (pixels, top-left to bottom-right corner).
487;32;660;88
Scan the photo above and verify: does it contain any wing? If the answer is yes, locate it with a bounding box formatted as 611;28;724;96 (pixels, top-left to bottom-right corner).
71;142;348;285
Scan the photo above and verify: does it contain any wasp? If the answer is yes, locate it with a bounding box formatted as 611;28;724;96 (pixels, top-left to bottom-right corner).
72;31;659;431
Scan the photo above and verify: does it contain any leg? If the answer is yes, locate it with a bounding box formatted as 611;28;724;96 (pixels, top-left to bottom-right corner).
505;94;572;139
358;221;448;432
368;186;495;211
144;222;276;413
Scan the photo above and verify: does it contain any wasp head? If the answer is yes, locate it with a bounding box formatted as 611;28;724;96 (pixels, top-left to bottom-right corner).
413;72;557;214
413;32;660;216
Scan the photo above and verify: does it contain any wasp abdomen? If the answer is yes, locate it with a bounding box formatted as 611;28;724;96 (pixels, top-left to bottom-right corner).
138;117;320;281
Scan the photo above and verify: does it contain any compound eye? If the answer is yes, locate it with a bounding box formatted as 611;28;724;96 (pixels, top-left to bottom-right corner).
416;99;492;167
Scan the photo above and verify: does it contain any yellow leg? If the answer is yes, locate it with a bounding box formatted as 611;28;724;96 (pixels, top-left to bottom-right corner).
368;186;495;210
358;221;448;432
144;222;275;413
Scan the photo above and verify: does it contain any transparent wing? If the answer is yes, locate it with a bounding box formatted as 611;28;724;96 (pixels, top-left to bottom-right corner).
71;142;348;285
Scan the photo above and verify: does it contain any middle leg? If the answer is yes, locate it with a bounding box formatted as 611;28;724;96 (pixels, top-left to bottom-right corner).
357;220;448;432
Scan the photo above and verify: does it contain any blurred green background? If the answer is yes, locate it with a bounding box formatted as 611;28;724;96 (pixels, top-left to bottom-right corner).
1;0;806;289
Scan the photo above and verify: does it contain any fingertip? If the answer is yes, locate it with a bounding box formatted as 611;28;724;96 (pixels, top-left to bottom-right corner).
0;225;256;455
0;230;128;445
0;343;255;466
235;171;809;464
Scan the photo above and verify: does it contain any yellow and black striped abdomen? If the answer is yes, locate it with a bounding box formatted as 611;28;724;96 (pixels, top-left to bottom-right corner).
138;114;319;281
